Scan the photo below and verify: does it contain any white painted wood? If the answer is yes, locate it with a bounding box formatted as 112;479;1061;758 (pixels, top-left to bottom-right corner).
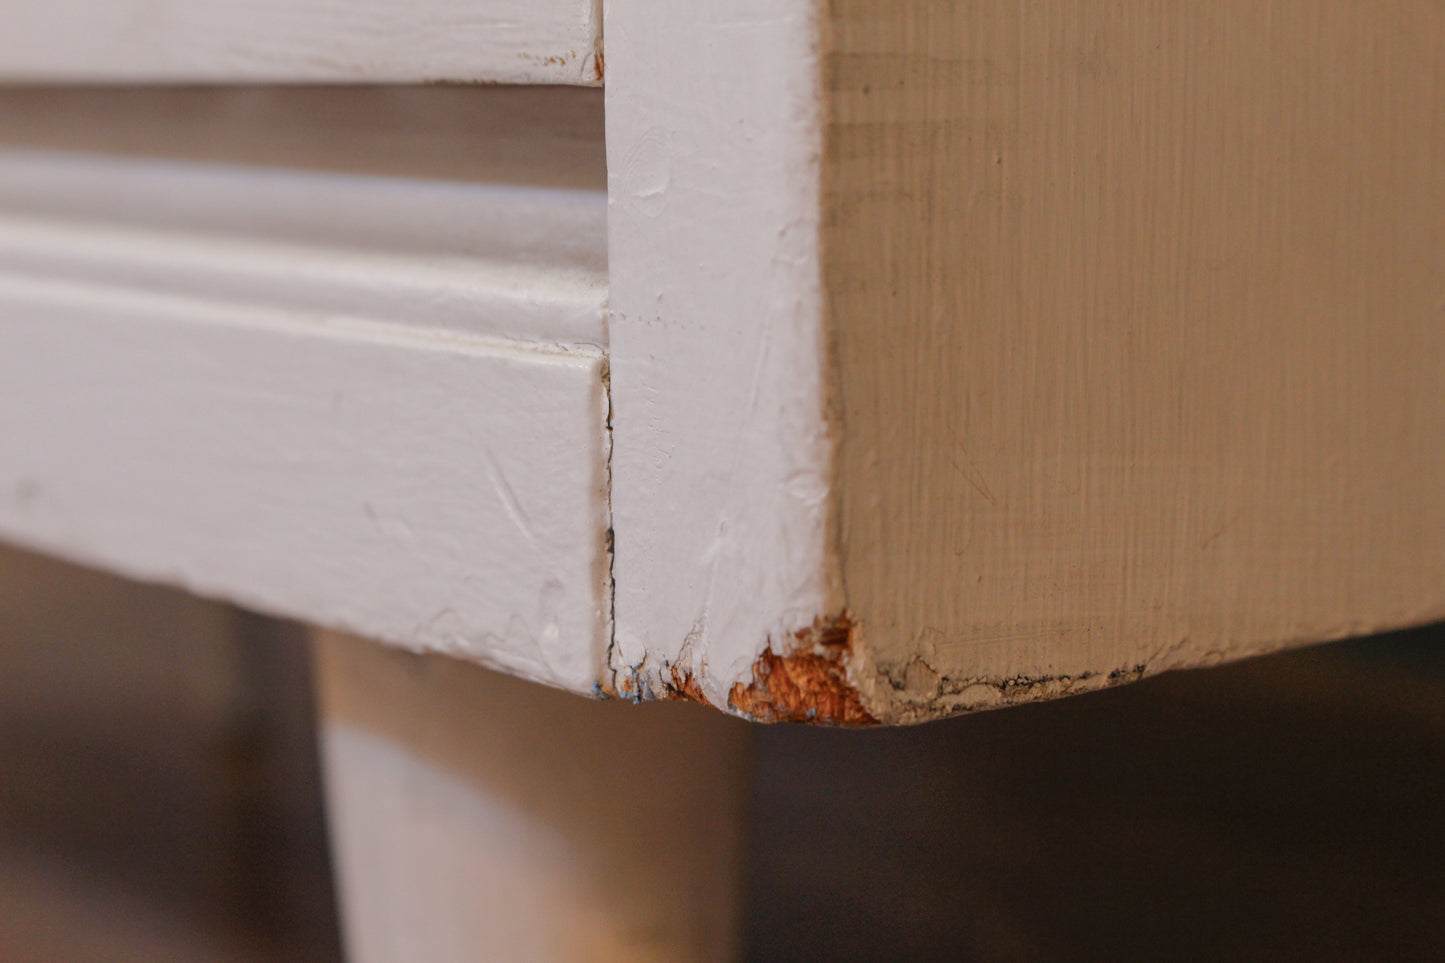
314;631;749;963
0;87;609;348
0;89;613;693
0;283;610;690
0;149;606;276
0;0;602;85
604;0;1445;722
0;212;605;348
604;0;836;706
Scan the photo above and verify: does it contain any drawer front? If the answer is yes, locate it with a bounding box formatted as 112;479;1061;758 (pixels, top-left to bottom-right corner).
0;87;613;692
0;0;602;85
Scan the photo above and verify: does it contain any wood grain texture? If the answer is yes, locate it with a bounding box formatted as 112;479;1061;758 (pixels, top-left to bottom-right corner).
605;0;1444;724
824;1;1445;721
0;0;602;85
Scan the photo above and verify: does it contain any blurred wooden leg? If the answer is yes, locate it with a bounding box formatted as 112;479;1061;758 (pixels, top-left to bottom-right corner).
312;631;750;963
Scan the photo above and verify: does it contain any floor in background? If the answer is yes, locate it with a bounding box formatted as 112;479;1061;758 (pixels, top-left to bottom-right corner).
748;622;1445;962
0;851;275;963
0;546;341;963
1;543;1441;961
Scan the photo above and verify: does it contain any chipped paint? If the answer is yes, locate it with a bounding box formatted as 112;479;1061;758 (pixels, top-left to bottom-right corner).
665;661;708;704
604;0;837;723
651;614;877;725
725;614;877;726
617;659;658;703
859;657;1159;724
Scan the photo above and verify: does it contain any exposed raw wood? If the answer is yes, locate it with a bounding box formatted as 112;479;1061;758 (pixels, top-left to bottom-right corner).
314;631;749;963
607;1;1445;722
0;0;602;85
725;617;876;726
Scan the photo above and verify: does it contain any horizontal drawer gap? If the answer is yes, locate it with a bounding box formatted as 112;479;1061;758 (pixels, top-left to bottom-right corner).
0;86;605;191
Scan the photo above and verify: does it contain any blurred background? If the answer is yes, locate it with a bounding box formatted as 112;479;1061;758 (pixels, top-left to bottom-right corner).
1;541;1441;961
0;544;338;962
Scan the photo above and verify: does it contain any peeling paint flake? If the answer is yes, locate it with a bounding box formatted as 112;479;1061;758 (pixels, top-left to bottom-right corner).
725;615;877;726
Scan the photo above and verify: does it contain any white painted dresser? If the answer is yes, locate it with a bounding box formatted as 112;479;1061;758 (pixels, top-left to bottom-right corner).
1;2;1441;959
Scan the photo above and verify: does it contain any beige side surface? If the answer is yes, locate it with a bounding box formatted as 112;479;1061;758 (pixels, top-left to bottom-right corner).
825;1;1445;722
